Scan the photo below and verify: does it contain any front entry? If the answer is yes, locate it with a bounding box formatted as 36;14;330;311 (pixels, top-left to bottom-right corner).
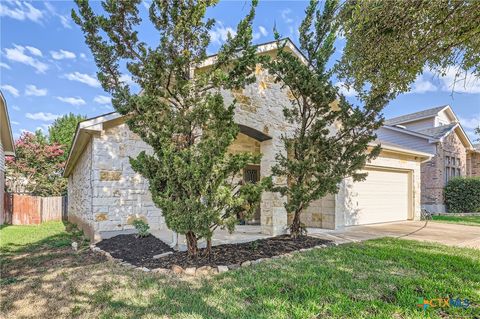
240;165;261;225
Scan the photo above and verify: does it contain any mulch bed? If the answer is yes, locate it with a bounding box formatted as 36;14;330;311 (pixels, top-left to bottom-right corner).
96;234;332;269
96;234;173;265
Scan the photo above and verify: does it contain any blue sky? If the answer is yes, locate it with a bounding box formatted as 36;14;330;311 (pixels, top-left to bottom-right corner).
1;1;479;141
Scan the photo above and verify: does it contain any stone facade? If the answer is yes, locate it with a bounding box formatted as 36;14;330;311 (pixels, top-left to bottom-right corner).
294;194;336;229
467;151;480;177
421;132;467;213
0;141;4;224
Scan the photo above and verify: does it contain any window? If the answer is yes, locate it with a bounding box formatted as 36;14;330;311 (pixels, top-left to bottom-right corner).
445;156;461;183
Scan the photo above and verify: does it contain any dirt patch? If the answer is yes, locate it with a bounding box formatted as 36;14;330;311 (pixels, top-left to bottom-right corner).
96;234;173;265
96;234;331;269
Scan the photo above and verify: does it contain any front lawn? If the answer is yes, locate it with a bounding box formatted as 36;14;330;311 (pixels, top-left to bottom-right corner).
1;222;479;318
432;215;480;226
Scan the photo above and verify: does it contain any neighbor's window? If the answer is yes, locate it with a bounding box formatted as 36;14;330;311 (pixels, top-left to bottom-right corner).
445;156;461;183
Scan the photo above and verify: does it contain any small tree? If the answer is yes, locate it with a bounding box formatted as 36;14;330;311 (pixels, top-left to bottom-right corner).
49;113;86;161
266;0;388;237
72;0;268;256
6;131;65;196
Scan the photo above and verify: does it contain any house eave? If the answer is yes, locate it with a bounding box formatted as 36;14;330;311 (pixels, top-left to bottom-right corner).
0;91;15;155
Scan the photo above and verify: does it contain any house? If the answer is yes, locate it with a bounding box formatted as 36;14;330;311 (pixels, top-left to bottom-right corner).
467;143;480;177
0;91;15;224
377;105;477;213
64;40;432;241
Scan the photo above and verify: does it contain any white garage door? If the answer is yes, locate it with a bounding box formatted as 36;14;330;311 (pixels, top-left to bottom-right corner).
346;168;410;226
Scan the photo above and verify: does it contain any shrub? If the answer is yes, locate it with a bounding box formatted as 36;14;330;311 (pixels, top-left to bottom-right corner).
132;219;150;238
444;177;480;213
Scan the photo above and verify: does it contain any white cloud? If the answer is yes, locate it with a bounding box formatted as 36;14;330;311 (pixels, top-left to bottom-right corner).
11;105;20;111
25;85;47;96
26;112;60;121
56;96;86;106
0;2;44;23
258;26;268;37
50;49;76;60
11;121;20;125
64;72;100;87
459;114;480;130
4;44;48;73
1;84;20;97
409;74;438;94
439;68;480;94
335;81;357;97
79;53;87;60
0;62;11;69
26;46;42;57
93;95;111;105
281;8;294;24
209;22;236;45
59;15;71;29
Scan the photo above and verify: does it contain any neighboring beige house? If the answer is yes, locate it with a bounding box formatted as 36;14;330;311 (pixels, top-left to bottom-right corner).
0;91;15;224
378;105;476;213
64;40;432;241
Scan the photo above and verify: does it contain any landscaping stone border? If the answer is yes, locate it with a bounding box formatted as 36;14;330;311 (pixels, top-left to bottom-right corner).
432;212;480;216
90;242;336;277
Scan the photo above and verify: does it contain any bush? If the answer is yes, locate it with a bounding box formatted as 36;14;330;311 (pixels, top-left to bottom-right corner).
444;177;480;213
132;219;150;238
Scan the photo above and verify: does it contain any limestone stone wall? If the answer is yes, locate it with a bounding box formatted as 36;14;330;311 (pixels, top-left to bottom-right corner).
68;141;94;238
222;65;296;235
228;133;261;155
289;194;336;229
90;124;166;239
0;136;4;223
421;132;467;213
336;150;423;227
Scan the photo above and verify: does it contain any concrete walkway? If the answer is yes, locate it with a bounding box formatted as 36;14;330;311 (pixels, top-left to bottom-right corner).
308;221;480;249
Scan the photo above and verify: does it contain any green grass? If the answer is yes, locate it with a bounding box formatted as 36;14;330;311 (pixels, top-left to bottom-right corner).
0;221;73;253
432;215;480;226
1;222;479;318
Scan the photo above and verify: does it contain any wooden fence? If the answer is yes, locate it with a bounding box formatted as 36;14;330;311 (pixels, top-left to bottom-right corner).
2;193;67;225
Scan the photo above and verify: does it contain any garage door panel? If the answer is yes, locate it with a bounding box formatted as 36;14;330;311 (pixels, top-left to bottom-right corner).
346;168;410;226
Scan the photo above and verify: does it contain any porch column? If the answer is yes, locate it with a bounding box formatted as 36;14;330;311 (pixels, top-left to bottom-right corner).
260;138;288;235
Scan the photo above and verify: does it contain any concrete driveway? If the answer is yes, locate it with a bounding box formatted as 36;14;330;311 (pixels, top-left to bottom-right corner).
308;221;480;249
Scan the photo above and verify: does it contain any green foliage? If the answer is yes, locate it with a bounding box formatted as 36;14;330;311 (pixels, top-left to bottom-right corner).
72;0;268;255
338;0;480;97
49;113;86;161
6;131;66;196
266;0;387;236
444;177;480;213
132;219;150;237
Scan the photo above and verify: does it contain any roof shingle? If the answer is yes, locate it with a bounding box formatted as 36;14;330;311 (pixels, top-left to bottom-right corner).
385;105;448;125
416;123;457;139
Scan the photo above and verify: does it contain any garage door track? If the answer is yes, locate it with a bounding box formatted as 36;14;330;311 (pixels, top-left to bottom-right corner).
309;221;480;249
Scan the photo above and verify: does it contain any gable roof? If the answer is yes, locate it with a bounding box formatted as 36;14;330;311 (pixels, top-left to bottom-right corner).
417;123;458;139
385;105;450;125
0;91;15;155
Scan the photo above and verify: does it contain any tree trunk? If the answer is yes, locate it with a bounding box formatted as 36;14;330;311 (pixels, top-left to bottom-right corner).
205;237;212;260
290;208;302;238
186;231;198;257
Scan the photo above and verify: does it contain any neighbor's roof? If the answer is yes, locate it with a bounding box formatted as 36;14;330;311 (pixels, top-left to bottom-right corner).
0;91;15;155
371;139;433;159
385;105;450;125
417;123;458;139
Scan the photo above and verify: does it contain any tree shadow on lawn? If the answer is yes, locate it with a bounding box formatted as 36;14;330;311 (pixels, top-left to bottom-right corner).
1;238;479;319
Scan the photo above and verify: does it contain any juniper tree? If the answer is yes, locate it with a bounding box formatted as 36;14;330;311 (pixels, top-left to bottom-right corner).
266;0;389;237
72;0;268;256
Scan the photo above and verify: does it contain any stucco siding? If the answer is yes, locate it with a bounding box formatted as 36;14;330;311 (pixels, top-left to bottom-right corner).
376;127;435;154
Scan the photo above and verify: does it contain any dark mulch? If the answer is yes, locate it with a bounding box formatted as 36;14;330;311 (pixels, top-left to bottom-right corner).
96;234;173;265
97;234;332;269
